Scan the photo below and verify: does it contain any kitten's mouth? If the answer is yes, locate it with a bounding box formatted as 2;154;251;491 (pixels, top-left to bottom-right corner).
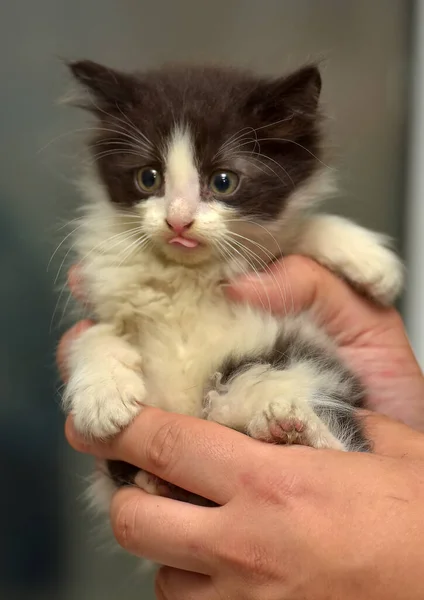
168;235;200;249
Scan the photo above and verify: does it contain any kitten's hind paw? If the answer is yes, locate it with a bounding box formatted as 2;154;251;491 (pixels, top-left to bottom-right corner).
247;400;345;451
203;371;230;416
266;416;307;445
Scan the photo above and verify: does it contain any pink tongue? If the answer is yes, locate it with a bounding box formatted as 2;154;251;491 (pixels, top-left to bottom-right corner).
169;236;199;248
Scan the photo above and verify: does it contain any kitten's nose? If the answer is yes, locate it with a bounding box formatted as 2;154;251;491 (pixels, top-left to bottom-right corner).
165;218;194;235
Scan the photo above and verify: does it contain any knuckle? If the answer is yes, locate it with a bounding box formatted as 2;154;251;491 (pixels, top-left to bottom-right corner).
111;494;141;552
263;470;306;505
243;451;309;506
218;538;273;582
244;542;274;582
145;418;184;475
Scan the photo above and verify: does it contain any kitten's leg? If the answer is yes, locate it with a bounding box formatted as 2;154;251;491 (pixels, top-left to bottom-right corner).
63;324;146;439
204;363;347;450
92;460;216;508
290;214;403;305
204;321;369;452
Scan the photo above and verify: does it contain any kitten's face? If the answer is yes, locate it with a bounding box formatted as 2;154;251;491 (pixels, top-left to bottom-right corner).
70;61;324;266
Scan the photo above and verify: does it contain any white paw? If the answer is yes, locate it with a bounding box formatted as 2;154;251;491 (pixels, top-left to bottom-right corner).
66;353;145;439
298;215;404;306
203;372;230;416
247;398;345;450
203;389;235;423
338;242;403;306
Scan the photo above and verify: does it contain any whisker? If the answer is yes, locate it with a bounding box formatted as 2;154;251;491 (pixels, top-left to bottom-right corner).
38;126;152;156
250;137;330;169
214;128;257;160
211;114;295;162
53;226;144;288
220;237;270;311
115;102;160;157
51;227;147;330
226;236;289;314
221;217;295;314
113;235;150;268
88;149;153;163
86;96;162;163
227;150;294;187
48;222;87;272
228;231;278;262
252;115;295;133
91;139;154;156
54;213;140;232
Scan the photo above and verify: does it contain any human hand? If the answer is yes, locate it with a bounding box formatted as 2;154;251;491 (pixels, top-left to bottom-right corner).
226;256;424;429
65;407;424;600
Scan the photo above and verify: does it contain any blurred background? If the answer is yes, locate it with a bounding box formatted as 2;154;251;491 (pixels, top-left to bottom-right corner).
0;0;421;598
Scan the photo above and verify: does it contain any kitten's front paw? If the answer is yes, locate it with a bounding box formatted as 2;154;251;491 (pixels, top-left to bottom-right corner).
66;355;146;439
300;215;404;305
341;242;403;306
247;399;345;451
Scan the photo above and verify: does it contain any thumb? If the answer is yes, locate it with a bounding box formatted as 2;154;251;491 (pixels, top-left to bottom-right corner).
361;411;424;459
225;255;393;343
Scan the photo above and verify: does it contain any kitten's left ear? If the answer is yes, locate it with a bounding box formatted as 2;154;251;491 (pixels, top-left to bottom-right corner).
246;64;322;123
65;59;138;113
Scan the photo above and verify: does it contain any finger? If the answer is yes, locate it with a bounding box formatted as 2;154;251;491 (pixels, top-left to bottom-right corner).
361;411;424;459
68;264;85;302
110;487;217;574
66;407;268;505
225;255;396;344
156;567;217;600
56;320;93;382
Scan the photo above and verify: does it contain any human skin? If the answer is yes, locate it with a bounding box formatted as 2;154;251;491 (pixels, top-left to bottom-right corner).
59;256;424;599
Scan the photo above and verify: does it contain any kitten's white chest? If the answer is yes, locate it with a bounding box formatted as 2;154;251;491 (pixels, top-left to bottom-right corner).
97;267;277;417
137;284;244;415
80;239;279;418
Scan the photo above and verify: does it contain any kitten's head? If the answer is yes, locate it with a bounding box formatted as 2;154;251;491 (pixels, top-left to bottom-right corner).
68;60;329;267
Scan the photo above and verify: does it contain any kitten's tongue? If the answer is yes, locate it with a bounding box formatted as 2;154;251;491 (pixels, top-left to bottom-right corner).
169;236;199;249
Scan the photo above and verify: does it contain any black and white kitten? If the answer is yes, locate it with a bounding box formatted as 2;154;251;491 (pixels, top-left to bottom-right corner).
63;61;403;508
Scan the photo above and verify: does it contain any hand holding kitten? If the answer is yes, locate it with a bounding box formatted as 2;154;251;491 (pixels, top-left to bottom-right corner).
62;258;424;598
59;256;424;430
65;395;424;600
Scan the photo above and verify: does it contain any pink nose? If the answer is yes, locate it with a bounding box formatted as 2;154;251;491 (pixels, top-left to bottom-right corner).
165;218;194;235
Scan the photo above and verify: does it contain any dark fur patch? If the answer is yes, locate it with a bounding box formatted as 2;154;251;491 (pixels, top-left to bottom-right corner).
68;61;323;220
313;401;371;453
106;459;139;486
216;327;370;452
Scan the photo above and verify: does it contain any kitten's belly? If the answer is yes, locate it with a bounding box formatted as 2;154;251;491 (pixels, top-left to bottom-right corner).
139;301;280;416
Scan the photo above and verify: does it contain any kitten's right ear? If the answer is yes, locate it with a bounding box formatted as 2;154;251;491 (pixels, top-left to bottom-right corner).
65;60;138;114
245;64;322;126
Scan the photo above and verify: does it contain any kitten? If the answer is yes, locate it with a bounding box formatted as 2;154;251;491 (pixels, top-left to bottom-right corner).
63;60;403;508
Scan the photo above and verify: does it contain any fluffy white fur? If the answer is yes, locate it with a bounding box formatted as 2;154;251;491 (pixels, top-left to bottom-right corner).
63;128;403;505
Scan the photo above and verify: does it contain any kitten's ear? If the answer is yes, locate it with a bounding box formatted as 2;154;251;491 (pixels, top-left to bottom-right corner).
246;64;322;124
65;60;138;113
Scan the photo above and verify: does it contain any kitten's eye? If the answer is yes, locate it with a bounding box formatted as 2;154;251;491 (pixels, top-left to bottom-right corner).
135;167;162;193
209;171;239;195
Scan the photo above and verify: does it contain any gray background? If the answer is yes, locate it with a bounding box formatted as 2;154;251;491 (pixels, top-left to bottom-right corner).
0;1;410;599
